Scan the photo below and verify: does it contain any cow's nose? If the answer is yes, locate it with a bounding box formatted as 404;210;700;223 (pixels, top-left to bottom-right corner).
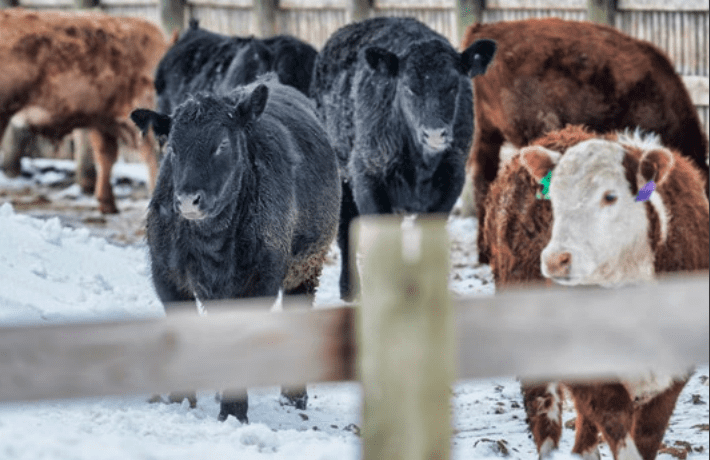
544;252;572;277
421;128;450;151
175;192;206;219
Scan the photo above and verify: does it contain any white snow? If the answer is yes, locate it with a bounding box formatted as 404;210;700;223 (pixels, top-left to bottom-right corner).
0;162;707;460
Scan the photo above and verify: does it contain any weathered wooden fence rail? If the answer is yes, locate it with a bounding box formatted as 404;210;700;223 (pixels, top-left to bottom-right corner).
0;219;706;405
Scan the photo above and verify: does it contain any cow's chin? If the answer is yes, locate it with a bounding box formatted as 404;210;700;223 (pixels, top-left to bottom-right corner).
547;275;582;286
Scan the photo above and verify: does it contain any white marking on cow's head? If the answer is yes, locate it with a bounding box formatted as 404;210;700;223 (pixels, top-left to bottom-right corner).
523;139;655;286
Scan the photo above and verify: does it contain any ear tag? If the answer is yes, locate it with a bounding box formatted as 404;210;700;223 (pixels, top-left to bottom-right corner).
535;170;552;200
635;180;656;202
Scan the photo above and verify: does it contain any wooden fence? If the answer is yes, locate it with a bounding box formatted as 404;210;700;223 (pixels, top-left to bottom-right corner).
0;217;707;459
11;0;709;151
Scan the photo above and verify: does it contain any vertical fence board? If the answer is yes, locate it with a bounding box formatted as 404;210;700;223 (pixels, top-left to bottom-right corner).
357;217;455;460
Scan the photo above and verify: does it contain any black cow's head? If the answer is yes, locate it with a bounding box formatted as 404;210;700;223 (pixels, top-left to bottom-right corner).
364;38;496;156
221;40;273;91
130;85;269;221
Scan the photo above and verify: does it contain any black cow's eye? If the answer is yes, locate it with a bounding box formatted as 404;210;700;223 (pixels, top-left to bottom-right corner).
602;191;617;206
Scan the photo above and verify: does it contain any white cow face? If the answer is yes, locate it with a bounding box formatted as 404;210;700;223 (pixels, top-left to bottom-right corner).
521;139;661;286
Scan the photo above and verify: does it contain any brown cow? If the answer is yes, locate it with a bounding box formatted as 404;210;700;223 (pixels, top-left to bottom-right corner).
489;125;708;459
462;18;709;264
0;8;168;214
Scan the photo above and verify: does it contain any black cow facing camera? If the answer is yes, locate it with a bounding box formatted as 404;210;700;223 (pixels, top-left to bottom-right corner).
310;17;496;300
131;75;341;424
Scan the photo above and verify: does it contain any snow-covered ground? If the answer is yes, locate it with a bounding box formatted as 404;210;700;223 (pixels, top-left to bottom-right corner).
0;161;707;459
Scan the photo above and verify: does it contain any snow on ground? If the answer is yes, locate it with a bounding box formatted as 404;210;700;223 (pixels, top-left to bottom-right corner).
0;160;707;459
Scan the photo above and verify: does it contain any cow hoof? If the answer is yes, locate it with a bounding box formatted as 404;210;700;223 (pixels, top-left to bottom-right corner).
98;200;119;215
167;391;197;408
280;387;308;410
219;399;249;424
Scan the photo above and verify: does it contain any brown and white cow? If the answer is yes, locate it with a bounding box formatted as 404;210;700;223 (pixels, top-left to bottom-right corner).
500;126;709;460
0;8;168;214
461;18;709;264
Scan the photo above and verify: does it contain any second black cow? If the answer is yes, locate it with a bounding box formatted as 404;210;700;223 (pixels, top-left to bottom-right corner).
155;19;317;117
310;17;496;299
131;75;341;424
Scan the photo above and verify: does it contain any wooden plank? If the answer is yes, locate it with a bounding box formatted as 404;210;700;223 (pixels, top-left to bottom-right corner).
187;0;252;7
348;0;371;22
683;76;709;107
456;0;483;44
587;0;615;25
485;0;585;10
376;0;453;9
160;0;185;35
356;216;455;460
254;0;278;36
279;0;345;10
618;0;709;11
0;304;356;403
456;272;709;383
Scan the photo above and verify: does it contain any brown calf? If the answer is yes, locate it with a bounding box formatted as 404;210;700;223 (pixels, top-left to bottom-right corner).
0;8;167;213
462;18;709;264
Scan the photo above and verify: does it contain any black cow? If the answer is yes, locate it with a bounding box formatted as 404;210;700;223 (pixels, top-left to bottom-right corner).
309;17;496;299
155;19;317;117
130;75;341;424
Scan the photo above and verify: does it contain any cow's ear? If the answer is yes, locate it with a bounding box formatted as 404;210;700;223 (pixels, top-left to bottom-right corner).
364;47;399;77
237;84;269;122
460;39;496;78
130;109;171;138
639;148;674;185
520;145;561;181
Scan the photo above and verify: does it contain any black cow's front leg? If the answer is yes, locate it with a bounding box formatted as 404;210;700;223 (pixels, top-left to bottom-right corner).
280;387;308;410
338;181;360;300
219;392;249;424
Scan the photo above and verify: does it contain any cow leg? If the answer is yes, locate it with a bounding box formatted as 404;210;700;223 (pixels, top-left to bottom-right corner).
73;129;96;195
219;390;249;424
572;412;601;460
88;130;119;214
472;128;504;265
567;383;639;460
0;118;32;178
167;391;197;408
631;379;687;460
338;180;360;301
521;381;563;458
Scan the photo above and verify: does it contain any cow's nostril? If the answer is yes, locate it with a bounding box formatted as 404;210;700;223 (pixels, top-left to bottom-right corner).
559;252;571;267
193;194;201;206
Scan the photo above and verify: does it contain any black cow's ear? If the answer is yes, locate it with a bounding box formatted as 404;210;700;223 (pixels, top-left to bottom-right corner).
365;47;399;77
130;109;172;138
237;84;269;122
460;39;496;78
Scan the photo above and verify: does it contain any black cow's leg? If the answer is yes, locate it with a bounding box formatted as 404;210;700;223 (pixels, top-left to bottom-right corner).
338;181;360;301
219;392;249;424
280;387;308;410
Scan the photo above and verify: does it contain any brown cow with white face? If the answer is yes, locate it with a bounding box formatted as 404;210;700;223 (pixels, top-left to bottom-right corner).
515;130;708;460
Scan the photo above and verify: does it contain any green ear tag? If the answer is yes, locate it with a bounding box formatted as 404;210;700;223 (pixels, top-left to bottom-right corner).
536;170;552;200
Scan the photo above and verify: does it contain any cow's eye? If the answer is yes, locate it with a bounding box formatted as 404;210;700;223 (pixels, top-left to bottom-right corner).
602;191;617;206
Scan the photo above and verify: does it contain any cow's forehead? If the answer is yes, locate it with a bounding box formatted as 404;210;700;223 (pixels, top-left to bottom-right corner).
404;42;459;75
553;139;628;191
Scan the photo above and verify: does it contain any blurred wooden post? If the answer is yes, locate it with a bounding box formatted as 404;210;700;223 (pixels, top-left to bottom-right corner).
456;0;484;46
587;0;615;26
0;0;18;7
348;0;371;23
254;0;279;37
161;0;185;36
75;0;96;8
356;216;455;460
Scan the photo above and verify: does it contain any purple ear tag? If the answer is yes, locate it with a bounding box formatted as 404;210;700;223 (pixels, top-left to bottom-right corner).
635;180;656;202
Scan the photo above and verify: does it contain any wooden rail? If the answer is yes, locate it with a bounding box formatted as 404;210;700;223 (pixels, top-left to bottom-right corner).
0;221;706;405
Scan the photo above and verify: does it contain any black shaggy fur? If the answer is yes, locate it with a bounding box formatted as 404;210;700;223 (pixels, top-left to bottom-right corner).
309;17;496;299
154;19;317;116
131;75;341;424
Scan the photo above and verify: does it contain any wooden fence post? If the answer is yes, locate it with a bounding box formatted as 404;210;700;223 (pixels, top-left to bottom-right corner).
356;216;455;460
456;0;484;46
348;0;371;23
254;0;279;37
160;0;185;36
587;0;615;26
